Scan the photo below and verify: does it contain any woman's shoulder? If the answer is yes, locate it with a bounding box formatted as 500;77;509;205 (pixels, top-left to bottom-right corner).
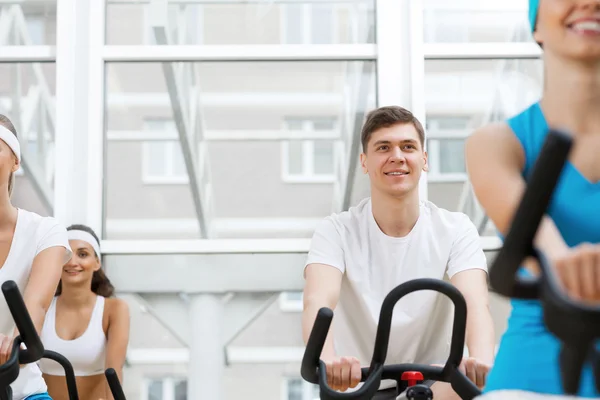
104;297;130;318
18;208;65;234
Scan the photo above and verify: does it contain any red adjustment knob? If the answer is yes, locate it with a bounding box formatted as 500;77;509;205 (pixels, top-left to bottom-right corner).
401;371;424;387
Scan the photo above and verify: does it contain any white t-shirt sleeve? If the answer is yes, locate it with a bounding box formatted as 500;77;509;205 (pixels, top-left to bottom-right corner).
304;217;345;274
446;214;487;278
35;217;73;264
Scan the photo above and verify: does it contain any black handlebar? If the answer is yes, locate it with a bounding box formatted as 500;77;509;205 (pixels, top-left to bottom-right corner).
1;281;45;363
0;280;46;399
301;278;481;400
488;129;600;394
105;368;127;400
0;280;83;400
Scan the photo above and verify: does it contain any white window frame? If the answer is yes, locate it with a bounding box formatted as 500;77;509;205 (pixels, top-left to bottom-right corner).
280;3;339;45
279;291;303;312
141;119;189;185
143;4;204;45
141;141;189;185
426;116;470;183
141;376;187;400
281;118;337;184
281;377;319;400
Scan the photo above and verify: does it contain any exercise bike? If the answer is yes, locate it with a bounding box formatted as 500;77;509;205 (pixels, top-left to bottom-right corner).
0;280;80;400
485;128;600;396
301;278;482;400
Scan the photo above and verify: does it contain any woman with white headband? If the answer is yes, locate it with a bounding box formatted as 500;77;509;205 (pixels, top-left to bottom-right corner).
38;224;130;400
0;114;73;400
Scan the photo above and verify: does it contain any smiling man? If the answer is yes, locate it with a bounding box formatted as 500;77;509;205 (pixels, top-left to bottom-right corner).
302;106;496;399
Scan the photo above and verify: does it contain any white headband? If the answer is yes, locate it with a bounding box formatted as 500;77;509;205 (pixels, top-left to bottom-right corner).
67;230;101;256
0;125;20;162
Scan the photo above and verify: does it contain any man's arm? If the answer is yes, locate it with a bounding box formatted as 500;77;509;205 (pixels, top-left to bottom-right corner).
302;264;343;360
450;269;495;365
447;214;496;365
302;218;361;393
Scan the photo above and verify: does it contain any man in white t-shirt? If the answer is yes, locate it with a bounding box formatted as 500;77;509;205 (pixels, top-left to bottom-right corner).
302;106;495;399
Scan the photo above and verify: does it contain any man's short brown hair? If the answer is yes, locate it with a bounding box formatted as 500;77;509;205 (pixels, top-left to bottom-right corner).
360;106;425;152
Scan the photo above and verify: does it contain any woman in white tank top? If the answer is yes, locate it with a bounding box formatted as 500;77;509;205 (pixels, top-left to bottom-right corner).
0;114;72;400
38;224;130;400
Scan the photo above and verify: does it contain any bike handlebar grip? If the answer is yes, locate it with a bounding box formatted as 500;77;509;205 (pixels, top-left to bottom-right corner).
105;368;127;400
1;281;44;363
301;307;334;385
316;361;382;400
559;343;588;395
449;369;481;400
489;129;573;299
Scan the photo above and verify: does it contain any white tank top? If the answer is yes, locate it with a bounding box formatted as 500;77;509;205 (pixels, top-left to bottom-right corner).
38;296;107;376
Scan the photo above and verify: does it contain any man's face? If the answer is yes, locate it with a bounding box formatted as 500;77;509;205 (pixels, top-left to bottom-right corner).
359;123;428;198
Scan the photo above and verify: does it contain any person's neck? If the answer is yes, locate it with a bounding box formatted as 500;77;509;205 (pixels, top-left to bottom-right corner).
0;194;17;231
370;189;420;238
541;57;600;134
58;285;97;309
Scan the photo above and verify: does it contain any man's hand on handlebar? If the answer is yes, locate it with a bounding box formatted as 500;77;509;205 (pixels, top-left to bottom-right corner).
0;333;14;365
550;244;600;304
322;356;362;392
459;357;491;389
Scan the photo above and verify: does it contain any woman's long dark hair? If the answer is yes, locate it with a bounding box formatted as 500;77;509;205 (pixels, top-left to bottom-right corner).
56;224;115;297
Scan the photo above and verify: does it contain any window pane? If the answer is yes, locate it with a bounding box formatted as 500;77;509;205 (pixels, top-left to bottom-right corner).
311;4;334;44
314;141;334;175
171;143;187;177
147;380;163;400
423;0;531;43
287;379;303;400
104;60;376;240
313;118;336;131
106;1;375;45
287;141;304;175
284;4;305;44
285;291;303;301
146;119;176;133
146;142;168;177
438;139;466;173
174;380;187;400
427;116;470;130
286;118;305;131
424;58;542;212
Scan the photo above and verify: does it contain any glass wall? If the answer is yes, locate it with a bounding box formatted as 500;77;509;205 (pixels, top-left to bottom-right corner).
8;1;541;399
3;0;57;217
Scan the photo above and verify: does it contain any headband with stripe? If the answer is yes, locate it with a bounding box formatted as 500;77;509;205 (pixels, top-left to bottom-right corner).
529;0;539;33
0;125;20;162
67;229;101;256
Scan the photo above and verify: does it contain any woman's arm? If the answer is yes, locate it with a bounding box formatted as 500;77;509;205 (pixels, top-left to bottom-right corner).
17;246;67;337
465;123;570;269
103;298;130;400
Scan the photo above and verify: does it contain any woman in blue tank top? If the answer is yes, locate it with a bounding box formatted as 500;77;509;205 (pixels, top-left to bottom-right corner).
465;0;600;397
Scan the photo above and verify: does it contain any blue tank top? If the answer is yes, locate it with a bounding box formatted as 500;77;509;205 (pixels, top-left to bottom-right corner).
508;101;600;318
483;101;600;396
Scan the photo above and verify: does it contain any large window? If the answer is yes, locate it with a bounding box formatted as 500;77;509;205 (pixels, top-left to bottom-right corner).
279;291;303;312
424;59;543;186
285;378;319;400
281;3;337;44
141;120;188;185
282;117;337;183
144;377;187;400
426;116;471;182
